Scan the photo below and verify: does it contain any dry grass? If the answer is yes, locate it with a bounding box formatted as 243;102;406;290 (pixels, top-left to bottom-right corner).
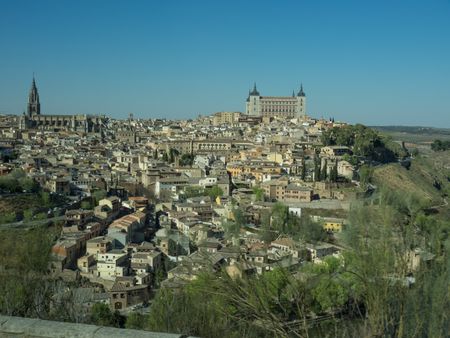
373;153;450;205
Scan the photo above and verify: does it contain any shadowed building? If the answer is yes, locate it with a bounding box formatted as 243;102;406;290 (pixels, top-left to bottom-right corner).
19;77;106;132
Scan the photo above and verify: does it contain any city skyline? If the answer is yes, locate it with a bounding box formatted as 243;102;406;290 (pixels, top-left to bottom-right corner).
1;0;449;127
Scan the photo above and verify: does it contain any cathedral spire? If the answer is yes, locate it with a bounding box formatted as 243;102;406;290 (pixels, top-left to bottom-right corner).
27;75;40;116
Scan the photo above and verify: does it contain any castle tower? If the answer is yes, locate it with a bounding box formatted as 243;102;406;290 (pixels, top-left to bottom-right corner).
297;84;306;118
246;83;261;116
27;76;40;117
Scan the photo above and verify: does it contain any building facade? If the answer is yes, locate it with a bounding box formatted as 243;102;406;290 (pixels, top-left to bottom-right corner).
19;77;106;133
245;83;306;119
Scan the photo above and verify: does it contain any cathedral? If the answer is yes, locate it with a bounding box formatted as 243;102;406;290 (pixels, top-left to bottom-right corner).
245;83;306;119
19;77;106;133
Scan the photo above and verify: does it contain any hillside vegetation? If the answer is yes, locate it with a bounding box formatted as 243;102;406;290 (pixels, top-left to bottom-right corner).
373;151;450;206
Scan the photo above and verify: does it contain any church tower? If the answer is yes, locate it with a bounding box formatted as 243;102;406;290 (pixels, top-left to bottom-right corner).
27;76;40;117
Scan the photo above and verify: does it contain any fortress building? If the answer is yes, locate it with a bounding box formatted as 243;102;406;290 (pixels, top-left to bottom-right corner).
245;83;306;119
19;77;106;133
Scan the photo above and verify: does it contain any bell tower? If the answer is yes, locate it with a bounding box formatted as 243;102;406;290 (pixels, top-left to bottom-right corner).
27;76;40;117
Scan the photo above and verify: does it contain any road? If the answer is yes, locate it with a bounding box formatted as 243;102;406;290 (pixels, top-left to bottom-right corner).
0;215;65;229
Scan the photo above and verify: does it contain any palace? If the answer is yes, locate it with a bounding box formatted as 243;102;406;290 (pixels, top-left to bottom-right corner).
245;83;306;119
18;77;106;133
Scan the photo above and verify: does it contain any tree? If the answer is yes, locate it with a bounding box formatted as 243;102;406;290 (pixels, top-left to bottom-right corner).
359;165;374;190
179;153;194;166
33;212;47;220
19;177;39;192
329;161;338;182
252;187;265;201
9;169;26;180
92;189;107;204
320;159;328;181
300;157;306;181
90;303;124;327
125;312;146;329
314;156;321;182
40;191;51;207
233;207;246;228
81;200;92;210
183;186;205;198
0;176;21;192
23;209;34;221
222;219;241;240
431;139;450;151
0;212;16;224
206;185;223;199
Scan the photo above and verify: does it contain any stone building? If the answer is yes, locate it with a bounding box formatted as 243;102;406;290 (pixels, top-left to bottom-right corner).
18;77;106;133
245;83;306;119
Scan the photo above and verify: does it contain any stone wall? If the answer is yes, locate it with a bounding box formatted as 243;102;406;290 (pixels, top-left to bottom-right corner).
0;315;195;338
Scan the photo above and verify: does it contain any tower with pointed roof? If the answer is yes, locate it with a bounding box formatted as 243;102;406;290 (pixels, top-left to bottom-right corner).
246;83;261;116
296;84;306;117
27;76;40;117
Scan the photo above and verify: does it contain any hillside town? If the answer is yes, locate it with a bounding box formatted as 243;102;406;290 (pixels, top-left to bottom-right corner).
0;79;389;313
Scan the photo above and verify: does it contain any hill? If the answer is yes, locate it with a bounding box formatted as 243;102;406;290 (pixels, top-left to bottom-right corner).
373;150;450;207
371;126;450;148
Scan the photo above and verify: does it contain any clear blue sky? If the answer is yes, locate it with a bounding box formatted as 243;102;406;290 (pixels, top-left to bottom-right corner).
1;0;449;126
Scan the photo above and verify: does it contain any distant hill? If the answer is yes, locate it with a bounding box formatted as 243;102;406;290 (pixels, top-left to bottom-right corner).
371;126;450;146
371;126;450;135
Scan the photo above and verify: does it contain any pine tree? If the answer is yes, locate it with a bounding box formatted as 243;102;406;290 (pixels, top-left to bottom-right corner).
301;157;306;181
320;159;328;181
330;161;338;182
314;156;321;182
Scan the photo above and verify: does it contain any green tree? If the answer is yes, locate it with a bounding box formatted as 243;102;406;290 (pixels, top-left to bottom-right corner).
0;176;21;192
252;187;265;201
329;161;338;182
314;156;321;182
125;312;146;329
320;159;328;181
183;186;205;198
206;185;223;199
9;168;26;180
0;212;16;224
33;212;47;220
81;200;92;210
233;207;246;227
92;189;107;204
359;164;374;190
222;219;241;240
179;153;194;166
40;191;51;207
301;157;306;181
23;209;34;221
90;303;124;327
19;177;39;192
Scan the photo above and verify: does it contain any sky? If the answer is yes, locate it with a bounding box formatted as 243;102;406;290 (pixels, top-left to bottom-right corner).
0;0;449;127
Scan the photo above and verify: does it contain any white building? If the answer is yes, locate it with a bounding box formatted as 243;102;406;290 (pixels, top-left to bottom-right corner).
246;83;306;119
96;250;129;280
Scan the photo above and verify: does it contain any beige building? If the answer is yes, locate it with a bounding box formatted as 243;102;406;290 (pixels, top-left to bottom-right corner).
246;83;306;119
212;112;241;126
